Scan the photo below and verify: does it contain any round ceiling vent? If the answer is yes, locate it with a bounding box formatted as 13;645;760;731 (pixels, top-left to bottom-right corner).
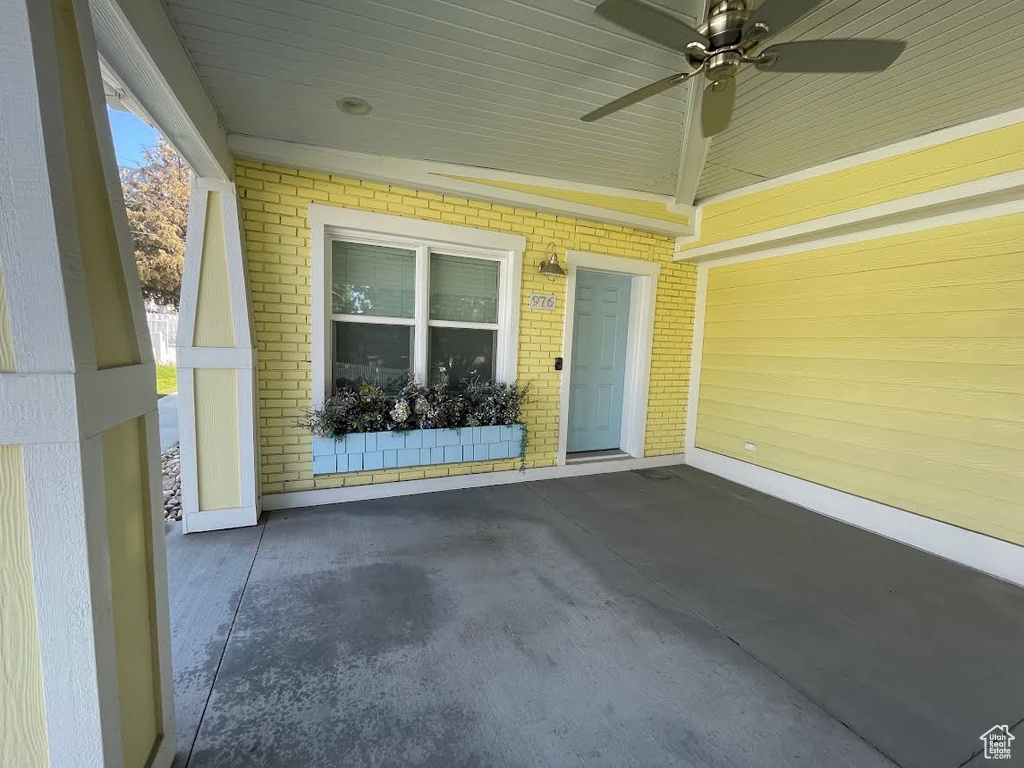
337;97;372;116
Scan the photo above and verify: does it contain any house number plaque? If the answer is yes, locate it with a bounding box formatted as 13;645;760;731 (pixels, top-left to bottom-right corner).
529;292;556;311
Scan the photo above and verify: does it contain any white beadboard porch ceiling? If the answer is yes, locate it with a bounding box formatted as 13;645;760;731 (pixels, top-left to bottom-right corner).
162;0;706;195
162;0;1024;200
700;0;1024;198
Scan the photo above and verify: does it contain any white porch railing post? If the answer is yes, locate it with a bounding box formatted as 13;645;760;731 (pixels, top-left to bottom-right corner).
176;178;261;533
0;0;175;765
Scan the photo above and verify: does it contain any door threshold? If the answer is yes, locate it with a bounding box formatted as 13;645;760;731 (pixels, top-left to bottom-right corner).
566;449;632;465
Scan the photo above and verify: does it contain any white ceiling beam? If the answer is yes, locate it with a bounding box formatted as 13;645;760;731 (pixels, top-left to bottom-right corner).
674;79;712;206
89;0;232;179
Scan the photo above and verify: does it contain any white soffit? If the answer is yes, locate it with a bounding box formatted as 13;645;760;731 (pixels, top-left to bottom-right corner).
162;0;709;195
698;0;1024;198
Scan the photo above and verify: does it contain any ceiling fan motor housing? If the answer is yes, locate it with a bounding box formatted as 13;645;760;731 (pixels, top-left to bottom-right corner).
701;0;750;49
583;0;908;135
695;0;751;81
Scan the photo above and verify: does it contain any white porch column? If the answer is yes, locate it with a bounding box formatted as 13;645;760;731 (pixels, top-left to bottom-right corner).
0;0;174;766
176;178;260;532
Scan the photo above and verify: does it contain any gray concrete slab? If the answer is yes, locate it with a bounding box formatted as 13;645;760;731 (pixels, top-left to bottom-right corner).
529;466;1024;768
159;393;179;452
185;485;891;768
165;520;264;768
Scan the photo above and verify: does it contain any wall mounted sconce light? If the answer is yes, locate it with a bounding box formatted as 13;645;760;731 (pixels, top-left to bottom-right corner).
539;242;565;279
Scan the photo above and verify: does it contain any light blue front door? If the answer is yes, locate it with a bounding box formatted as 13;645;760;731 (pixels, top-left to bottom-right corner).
567;270;631;453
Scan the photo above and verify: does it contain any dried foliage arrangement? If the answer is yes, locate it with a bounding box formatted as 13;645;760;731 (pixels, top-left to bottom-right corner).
304;373;528;439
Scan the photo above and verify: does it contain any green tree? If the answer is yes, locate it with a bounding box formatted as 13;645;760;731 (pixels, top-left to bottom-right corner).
120;139;192;307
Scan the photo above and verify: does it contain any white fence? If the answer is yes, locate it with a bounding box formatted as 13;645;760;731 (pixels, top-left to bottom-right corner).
146;310;178;365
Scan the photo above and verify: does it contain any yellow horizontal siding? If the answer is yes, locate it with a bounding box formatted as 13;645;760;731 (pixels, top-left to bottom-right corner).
682;122;1024;249
696;212;1024;545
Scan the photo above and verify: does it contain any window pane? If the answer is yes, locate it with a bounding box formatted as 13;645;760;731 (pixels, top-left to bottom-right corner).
430;253;499;323
334;322;413;394
332;241;415;317
429;326;496;388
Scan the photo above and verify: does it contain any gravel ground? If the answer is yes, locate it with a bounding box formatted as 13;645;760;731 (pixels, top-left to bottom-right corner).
162;442;181;522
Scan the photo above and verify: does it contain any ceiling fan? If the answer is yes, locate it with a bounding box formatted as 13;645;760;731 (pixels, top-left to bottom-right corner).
581;0;906;136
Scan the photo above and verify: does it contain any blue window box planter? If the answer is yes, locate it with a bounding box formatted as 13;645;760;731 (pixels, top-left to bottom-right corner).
312;425;524;475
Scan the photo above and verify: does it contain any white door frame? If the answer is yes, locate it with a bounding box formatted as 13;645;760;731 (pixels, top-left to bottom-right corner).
558;250;661;465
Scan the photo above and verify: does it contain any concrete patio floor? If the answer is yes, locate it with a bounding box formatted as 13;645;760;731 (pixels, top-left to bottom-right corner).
166;466;1024;768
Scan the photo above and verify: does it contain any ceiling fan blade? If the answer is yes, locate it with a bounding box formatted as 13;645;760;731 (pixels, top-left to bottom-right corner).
756;39;907;73
596;0;709;53
701;77;735;137
581;70;696;122
744;0;829;38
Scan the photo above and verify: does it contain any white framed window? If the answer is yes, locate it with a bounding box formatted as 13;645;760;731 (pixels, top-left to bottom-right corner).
310;206;524;404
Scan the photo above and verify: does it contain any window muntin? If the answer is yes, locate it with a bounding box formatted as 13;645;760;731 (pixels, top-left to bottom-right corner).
329;239;509;394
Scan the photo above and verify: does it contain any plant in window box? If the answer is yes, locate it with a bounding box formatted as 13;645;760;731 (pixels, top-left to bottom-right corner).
304;374;529;475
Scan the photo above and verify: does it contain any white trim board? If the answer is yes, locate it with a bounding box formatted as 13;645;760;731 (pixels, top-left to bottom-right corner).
674;78;712;208
0;364;160;445
557;250;660;466
682;195;1024;270
176;346;253;369
686;448;1024;589
177;178;260;533
309;204;525;252
683;264;708;456
675;171;1024;262
263;453;686;511
229;135;695;237
181;505;261;534
89;0;232;179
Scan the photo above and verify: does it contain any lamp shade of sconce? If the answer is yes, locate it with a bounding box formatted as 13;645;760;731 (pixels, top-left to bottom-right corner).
539;242;566;278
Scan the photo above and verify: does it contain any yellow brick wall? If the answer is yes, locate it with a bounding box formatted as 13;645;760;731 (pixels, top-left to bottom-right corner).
236;161;697;495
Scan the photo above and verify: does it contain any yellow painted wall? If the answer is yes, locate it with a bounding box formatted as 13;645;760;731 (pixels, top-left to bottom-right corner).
194;368;241;509
697;212;1024;545
683;121;1024;250
439;175;690;226
0;267;15;372
192;191;237;347
51;0;137;368
0;445;48;767
236;161;697;494
102;418;161;766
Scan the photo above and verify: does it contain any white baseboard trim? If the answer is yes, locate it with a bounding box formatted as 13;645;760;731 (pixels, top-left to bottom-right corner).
262;453;686;511
181;505;261;534
686;448;1024;588
151;732;175;768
